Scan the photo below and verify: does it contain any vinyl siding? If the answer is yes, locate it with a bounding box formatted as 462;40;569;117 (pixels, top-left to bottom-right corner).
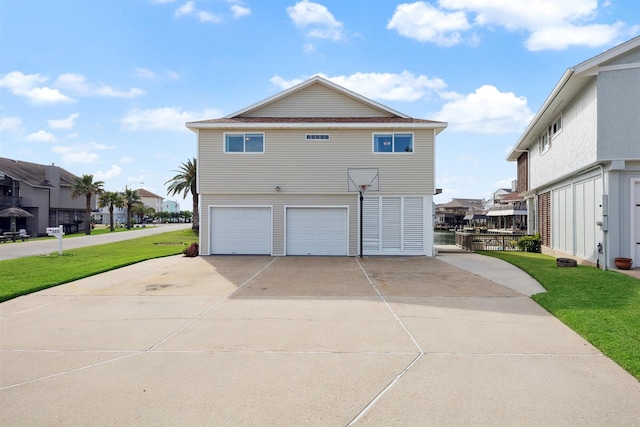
198;128;435;196
241;84;392;118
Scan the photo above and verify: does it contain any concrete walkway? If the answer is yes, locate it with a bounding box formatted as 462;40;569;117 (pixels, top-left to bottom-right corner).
1;254;639;426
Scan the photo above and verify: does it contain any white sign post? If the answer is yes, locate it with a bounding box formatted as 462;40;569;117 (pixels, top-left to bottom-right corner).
46;225;65;255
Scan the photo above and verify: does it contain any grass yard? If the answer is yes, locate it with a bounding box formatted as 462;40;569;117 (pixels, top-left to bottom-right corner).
0;228;196;303
480;250;640;380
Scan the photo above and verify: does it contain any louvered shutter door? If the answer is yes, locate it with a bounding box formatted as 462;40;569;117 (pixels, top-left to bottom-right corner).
363;198;380;253
403;197;423;252
382;197;402;251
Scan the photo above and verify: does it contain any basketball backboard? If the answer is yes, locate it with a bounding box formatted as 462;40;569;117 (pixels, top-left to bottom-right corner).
348;168;379;193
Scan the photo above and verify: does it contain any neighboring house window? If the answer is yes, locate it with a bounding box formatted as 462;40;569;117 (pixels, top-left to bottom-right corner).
373;133;413;153
539;114;562;155
225;133;264;153
539;132;549;154
306;134;330;140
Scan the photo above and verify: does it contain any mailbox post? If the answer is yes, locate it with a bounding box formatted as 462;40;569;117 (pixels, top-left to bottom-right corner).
46;225;65;255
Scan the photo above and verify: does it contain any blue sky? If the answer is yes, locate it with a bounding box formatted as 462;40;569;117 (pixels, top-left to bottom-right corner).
1;0;638;209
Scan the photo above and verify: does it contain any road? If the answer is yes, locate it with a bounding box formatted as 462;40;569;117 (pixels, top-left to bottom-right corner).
0;223;192;261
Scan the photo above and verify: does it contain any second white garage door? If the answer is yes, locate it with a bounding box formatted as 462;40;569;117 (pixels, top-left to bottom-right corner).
286;207;348;255
210;207;271;255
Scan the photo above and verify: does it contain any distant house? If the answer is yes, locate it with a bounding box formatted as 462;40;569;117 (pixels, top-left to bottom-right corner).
137;188;164;213
94;188;164;225
187;75;447;256
486;190;527;232
434;198;485;229
162;200;180;214
0;157;88;235
507;36;640;267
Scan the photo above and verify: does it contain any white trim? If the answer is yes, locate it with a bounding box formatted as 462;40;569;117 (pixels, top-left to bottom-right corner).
631;178;640;262
188;121;446;131
284;205;350;256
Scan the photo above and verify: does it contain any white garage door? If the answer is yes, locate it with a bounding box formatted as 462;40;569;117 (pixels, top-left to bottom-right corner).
286;208;348;255
210;207;271;255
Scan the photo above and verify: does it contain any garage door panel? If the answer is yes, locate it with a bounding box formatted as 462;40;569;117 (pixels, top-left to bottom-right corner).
286;208;347;256
211;207;271;255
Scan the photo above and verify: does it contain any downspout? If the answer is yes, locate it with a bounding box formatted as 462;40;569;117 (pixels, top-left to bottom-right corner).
599;163;608;270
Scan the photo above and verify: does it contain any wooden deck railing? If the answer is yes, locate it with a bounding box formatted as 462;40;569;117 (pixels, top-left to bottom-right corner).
455;232;528;252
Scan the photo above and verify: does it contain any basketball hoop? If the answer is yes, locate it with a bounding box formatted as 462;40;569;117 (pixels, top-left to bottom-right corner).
359;184;370;194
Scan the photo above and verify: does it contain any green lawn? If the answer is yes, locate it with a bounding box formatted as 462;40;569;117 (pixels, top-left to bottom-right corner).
480;251;640;380
0;228;197;303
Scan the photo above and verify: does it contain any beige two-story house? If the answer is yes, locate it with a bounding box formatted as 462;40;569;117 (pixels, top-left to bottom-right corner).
187;76;447;256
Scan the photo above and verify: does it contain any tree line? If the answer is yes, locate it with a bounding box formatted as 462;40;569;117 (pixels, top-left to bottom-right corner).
70;158;198;235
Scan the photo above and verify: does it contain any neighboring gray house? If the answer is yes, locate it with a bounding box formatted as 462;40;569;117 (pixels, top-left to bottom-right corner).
0;157;88;235
187;76;447;256
507;36;640;268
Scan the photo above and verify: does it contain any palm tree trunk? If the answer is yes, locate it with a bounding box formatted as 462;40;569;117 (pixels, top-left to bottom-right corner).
85;194;92;235
109;205;114;232
192;192;199;232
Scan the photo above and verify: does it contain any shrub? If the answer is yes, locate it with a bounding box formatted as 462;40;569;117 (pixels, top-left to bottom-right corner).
183;242;199;257
517;233;541;253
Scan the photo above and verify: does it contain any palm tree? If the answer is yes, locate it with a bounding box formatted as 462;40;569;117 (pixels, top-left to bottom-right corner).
165;158;198;232
70;174;104;235
122;187;142;229
98;191;124;232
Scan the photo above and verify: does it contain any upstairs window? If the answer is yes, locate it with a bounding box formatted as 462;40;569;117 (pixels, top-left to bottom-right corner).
373;133;413;153
539;114;561;155
225;133;264;153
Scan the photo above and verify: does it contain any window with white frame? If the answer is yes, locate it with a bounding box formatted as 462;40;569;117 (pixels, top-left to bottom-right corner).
373;133;413;153
539;114;562;154
225;133;264;153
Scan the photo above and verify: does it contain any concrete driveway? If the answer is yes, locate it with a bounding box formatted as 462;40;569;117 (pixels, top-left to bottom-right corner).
1;255;639;426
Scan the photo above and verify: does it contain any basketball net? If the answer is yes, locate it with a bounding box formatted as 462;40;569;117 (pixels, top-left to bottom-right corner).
359;184;370;195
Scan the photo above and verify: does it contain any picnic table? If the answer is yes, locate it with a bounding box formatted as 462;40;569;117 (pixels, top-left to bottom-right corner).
1;231;29;242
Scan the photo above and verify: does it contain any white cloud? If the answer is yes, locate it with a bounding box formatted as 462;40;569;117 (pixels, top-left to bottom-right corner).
136;68;157;79
230;4;250;18
175;1;195;17
271;71;447;102
136;68;181;80
387;2;470;47
432;85;533;134
302;43;316;53
94;164;123;181
121;107;221;132
0;71;72;104
0;116;23;133
26;130;57;142
388;0;635;50
48;112;79;129
52;141;112;164
55;73;144;98
174;1;222;23
525;22;627;51
197;10;222;23
287;0;344;41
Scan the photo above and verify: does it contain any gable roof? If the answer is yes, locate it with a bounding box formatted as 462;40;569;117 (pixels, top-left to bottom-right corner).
436;198;485;209
136;188;163;199
507;35;640;161
187;75;447;132
0;157;78;188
